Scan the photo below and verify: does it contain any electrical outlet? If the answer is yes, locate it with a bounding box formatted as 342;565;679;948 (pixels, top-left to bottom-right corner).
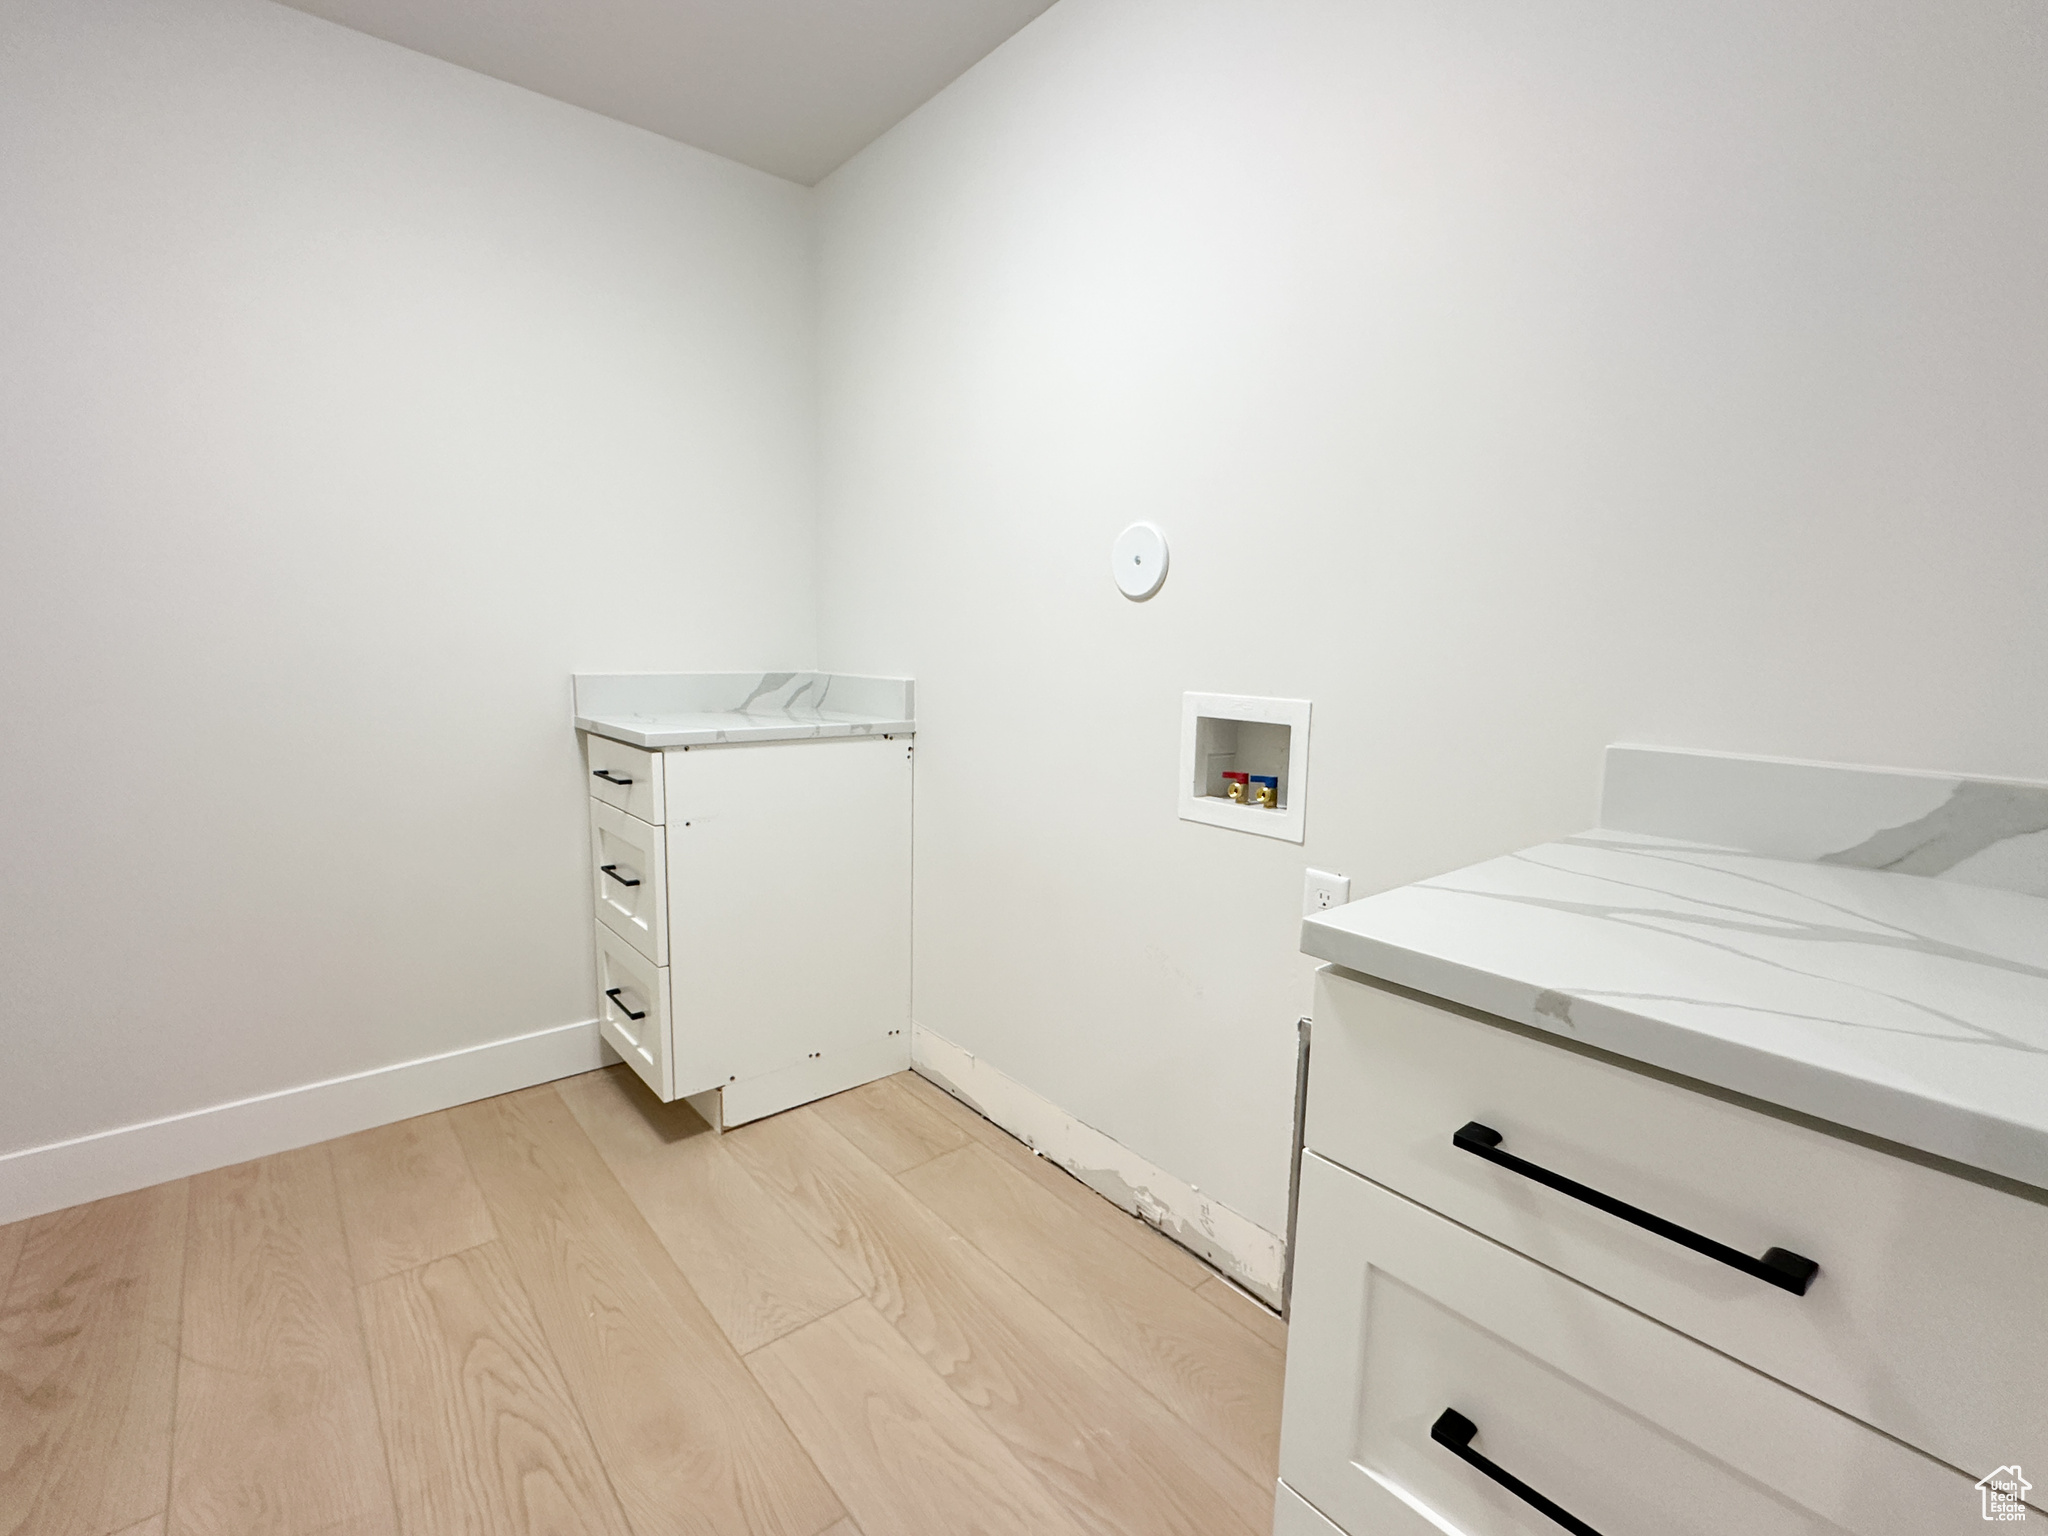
1304;868;1351;916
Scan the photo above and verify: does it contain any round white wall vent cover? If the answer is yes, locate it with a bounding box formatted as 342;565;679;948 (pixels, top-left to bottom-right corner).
1111;522;1169;600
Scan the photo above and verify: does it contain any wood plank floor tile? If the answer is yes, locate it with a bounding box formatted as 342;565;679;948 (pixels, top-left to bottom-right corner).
0;1182;186;1536
892;1073;1215;1289
810;1076;967;1175
0;1217;27;1303
1194;1276;1287;1352
748;1302;1090;1536
554;1067;857;1354
329;1111;495;1285
20;1063;1287;1536
449;1087;843;1536
359;1241;626;1536
173;1148;395;1536
725;1109;1268;1536
899;1144;1285;1485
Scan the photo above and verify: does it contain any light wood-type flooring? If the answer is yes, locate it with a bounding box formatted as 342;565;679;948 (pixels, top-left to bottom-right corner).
0;1069;1286;1536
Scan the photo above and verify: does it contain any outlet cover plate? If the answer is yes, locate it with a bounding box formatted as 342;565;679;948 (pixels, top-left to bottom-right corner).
1304;869;1351;916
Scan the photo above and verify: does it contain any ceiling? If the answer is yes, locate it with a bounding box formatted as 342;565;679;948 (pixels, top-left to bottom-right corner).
274;0;1057;184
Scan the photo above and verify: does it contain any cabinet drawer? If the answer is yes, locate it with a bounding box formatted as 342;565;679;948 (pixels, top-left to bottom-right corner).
1273;1483;1344;1536
1307;967;2048;1484
595;921;670;1101
589;799;667;964
585;734;663;824
1281;1154;1974;1536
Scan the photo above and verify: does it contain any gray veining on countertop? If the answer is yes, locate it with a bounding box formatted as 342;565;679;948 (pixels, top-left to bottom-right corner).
1603;744;2048;897
1820;779;2048;885
574;671;914;747
1304;827;2048;1190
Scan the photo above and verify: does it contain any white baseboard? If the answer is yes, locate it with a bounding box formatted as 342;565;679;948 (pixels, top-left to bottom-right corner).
912;1023;1285;1307
0;1019;608;1226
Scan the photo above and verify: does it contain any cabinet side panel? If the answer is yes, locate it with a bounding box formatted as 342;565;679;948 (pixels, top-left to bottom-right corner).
666;738;912;1098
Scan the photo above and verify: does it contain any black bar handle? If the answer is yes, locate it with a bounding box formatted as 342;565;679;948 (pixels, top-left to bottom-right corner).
592;769;634;786
603;986;646;1021
599;863;641;888
1452;1122;1818;1295
1431;1409;1604;1536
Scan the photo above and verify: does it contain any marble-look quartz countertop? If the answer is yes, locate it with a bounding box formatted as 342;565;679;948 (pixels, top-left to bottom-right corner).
574;671;914;748
1303;829;2048;1191
579;708;915;748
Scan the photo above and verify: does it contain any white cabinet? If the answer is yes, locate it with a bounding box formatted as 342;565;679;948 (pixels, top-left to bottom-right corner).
1272;1483;1344;1536
595;921;670;1097
1302;972;2048;1483
1278;966;2045;1534
585;735;663;824
589;798;668;964
582;731;912;1127
1280;1155;1970;1536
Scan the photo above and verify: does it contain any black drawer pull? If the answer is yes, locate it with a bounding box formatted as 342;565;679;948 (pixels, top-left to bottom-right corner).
1431;1409;1603;1536
599;863;641;888
1452;1122;1818;1295
592;769;634;786
603;986;646;1021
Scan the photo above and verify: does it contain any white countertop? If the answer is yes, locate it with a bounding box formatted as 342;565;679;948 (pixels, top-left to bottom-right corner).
1303;829;2048;1190
577;707;915;748
572;670;914;748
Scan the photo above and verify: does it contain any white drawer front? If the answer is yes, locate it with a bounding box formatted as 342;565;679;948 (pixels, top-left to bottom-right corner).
1307;968;2048;1483
1273;1482;1348;1536
1281;1154;1975;1536
595;921;669;1101
589;799;667;964
585;734;662;824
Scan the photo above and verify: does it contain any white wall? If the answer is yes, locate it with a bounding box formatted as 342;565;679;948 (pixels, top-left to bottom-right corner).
0;0;816;1177
814;0;2048;1236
